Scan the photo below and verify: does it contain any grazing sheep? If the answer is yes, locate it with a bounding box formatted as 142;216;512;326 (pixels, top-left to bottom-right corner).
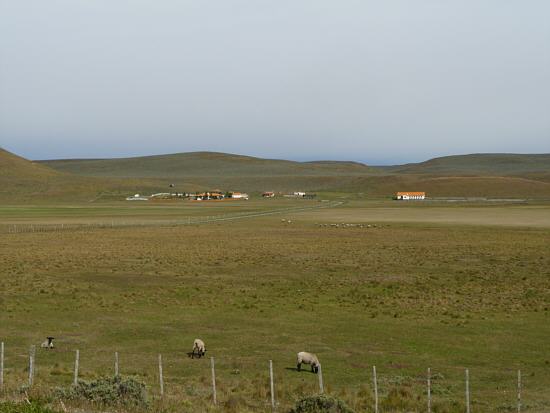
191;338;206;358
41;337;55;349
297;351;319;373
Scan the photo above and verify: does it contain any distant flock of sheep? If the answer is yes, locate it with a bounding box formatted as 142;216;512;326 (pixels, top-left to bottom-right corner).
41;337;321;374
317;223;378;228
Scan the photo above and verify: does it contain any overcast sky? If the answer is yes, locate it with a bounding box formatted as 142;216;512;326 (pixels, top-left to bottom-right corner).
0;1;549;164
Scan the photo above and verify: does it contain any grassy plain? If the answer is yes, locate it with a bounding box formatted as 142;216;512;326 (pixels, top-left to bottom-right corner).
0;198;317;224
1;199;550;412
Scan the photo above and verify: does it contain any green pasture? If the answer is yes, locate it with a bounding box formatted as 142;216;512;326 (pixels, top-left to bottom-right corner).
1;201;550;411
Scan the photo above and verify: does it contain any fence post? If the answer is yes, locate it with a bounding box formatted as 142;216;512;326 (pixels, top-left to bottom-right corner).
517;370;521;413
211;357;217;405
465;369;470;413
1;342;4;391
115;352;119;377
269;360;275;409
158;354;164;397
74;350;79;385
318;363;324;394
28;345;35;387
373;365;378;413
427;367;431;413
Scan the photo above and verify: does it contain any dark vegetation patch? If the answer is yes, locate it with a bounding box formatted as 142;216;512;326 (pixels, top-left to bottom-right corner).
289;395;355;413
55;376;147;407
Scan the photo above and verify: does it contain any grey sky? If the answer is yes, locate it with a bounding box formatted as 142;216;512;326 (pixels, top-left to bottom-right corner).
1;1;549;164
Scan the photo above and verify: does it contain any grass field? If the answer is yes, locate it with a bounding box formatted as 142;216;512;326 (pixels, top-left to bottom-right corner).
0;198;322;224
1;199;550;412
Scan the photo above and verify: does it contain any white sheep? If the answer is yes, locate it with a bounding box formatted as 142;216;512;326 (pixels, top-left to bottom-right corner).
191;338;206;358
296;351;320;373
41;337;54;349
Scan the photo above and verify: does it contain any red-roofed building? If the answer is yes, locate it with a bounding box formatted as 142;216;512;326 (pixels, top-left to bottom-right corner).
395;192;426;200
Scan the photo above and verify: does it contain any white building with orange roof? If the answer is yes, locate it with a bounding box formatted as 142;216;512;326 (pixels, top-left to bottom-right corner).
395;191;426;200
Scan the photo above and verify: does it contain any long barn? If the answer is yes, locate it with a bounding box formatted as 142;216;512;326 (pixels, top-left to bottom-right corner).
395;191;426;200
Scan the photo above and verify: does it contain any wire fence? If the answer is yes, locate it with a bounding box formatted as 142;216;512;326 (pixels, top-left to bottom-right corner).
0;201;343;235
0;341;535;412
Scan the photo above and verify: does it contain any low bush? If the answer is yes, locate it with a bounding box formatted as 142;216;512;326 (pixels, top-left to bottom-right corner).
55;375;148;407
289;394;355;413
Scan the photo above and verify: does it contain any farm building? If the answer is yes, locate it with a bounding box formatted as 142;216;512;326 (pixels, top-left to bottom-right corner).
126;194;149;201
190;191;225;200
229;192;249;200
395;192;426;200
284;191;316;199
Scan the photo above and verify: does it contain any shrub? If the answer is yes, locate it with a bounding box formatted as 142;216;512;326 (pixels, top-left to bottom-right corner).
289;394;355;413
55;375;148;407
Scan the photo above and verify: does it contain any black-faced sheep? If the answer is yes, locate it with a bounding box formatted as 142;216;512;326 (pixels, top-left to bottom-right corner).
191;338;206;358
297;351;319;373
40;337;54;349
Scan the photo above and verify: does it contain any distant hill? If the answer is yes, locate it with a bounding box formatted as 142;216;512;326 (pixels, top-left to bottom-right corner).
0;148;175;202
0;147;66;199
1;147;61;180
39;151;376;178
388;153;550;176
355;175;550;198
2;149;550;201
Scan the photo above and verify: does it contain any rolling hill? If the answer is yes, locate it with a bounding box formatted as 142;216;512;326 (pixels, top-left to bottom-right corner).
39;151;376;178
0;148;177;202
388;153;550;177
3;148;550;200
36;151;550;198
1;147;61;180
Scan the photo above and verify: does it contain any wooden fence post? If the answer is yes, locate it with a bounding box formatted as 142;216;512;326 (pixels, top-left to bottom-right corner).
269;360;275;409
517;370;521;413
115;352;119;377
28;345;35;387
74;350;79;385
1;342;4;391
373;365;378;413
465;369;470;413
318;363;324;394
211;357;217;405
158;354;164;397
427;367;431;413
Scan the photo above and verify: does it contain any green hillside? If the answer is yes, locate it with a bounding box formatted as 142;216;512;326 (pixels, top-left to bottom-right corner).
41;152;550;181
39;151;376;178
389;153;550;176
0;147;61;179
3;148;550;200
36;151;550;198
0;148;176;203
